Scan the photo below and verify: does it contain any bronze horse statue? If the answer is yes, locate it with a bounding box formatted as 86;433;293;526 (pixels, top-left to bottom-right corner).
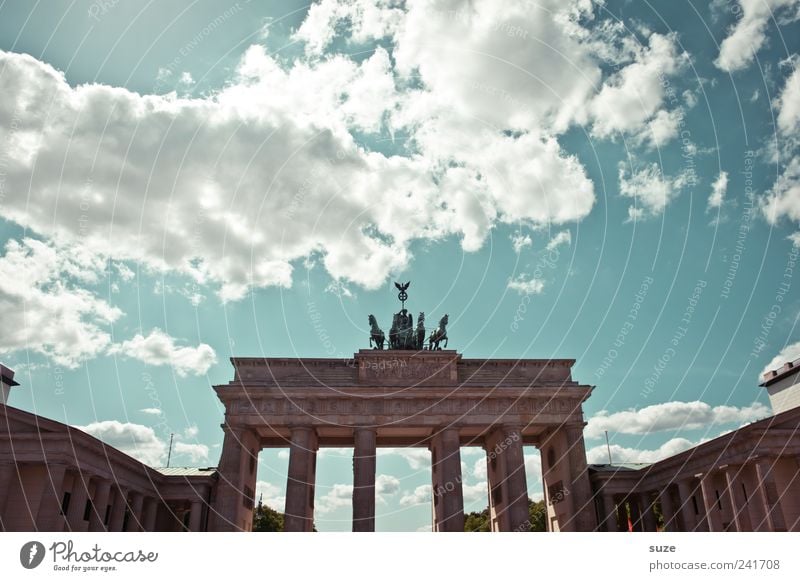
368;314;385;350
428;314;449;350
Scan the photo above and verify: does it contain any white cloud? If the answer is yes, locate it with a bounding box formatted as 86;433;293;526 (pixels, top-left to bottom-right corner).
462;481;488;504
399;484;431;507
589;33;686;140
763;67;800;229
0;34;598;299
255;480;285;511
172;441;210;463
0;238;121;368
138;408;163;416
376;474;400;495
763;156;800;224
545;230;572;251
378;448;430;470
707;171;729;210
775;66;800;135
761;341;800;376
316;483;353;514
637;108;683;148
109;328;216;377
77;420;166;466
178;71;194;86
585;400;770;439
510;232;532;254
715;0;800;73
587;437;697;464
114;262;136;282
507;275;545;295
618;162;696;220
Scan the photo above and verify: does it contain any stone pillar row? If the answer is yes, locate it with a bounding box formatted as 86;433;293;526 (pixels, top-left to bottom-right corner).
598;459;796;533
0;463;163;532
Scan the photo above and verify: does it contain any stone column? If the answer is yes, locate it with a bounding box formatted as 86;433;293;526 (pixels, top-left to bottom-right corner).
598;492;618;532
724;468;747;532
640;492;658;531
430;428;465;532
284;427;318;532
628;495;642;531
486;426;529;531
35;464;67;531
88;479;112;531
188;499;204;532
659;487;675;532
0;463;16;529
699;474;721;532
126;493;145;532
66;472;90;531
142;497;158;531
676;479;697;531
755;460;786;532
108;487;128;532
352;428;377;532
771;458;800;531
564;425;597;532
209;425;260;531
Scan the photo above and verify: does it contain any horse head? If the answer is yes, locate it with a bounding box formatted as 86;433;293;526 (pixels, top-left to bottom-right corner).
440;313;449;327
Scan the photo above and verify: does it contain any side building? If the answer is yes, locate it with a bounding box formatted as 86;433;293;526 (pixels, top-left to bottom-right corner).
589;359;800;532
0;365;216;532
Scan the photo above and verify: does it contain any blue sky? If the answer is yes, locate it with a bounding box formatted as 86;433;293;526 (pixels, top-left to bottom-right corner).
1;0;799;531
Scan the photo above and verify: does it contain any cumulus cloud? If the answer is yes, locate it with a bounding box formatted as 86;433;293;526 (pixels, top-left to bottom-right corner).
0;1;706;303
763;157;800;224
775;66;800;135
585;400;770;439
316;483;353;514
715;0;800;73
376;474;400;495
545;230;572;251
76;421;167;466
255;480;285;511
378;448;430;470
587;437;697;464
399;484;431;507
761;341;800;376
0;27;598;301
507;275;545;295
75;420;211;467
511;232;532;254
0;238;121;368
172;441;210;463
109;328;216;376
589;32;686;140
618;163;696;220
707;171;729;210
139;408;163;416
763;68;800;228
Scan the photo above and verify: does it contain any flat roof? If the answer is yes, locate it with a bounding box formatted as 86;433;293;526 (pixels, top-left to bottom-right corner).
156;467;218;477
760;358;800;387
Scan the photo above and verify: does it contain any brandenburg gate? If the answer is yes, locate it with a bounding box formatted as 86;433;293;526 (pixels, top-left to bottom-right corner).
210;284;598;532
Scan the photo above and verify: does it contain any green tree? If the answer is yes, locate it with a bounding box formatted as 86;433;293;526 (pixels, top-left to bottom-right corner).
252;504;284;532
528;499;547;532
464;508;491;531
463;499;548;532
